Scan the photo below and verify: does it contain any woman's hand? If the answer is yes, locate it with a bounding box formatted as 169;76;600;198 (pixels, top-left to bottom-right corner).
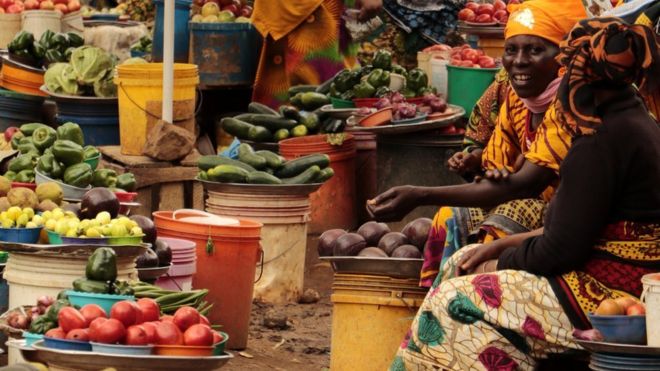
357;0;382;21
472;259;499;274
475;154;526;183
447;149;482;175
366;185;422;222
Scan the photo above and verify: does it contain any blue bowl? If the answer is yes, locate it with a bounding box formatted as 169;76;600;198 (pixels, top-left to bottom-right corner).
212;332;229;356
588;314;647;345
61;236;109;246
43;336;92;351
47;230;63;244
91;342;153;355
0;226;43;243
66;290;135;314
23;332;43;347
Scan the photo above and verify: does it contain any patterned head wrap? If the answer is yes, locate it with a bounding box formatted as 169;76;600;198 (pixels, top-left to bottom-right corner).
505;0;587;45
557;17;660;134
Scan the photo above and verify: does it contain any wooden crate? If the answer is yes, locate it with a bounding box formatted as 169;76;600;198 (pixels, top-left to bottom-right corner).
98;146;204;216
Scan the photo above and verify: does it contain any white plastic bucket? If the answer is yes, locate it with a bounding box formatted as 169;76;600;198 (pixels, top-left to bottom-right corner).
0;13;21;49
642;273;660;346
431;57;449;97
61;10;84;35
21;10;62;40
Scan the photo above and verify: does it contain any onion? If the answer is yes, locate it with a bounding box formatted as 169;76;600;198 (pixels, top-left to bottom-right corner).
15;315;29;330
374;98;391;110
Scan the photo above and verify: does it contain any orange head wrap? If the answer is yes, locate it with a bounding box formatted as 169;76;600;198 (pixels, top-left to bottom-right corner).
505;0;587;45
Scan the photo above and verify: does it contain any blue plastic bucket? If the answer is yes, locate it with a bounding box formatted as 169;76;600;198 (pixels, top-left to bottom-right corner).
0;88;45;130
57;114;119;146
189;22;262;87
152;0;192;63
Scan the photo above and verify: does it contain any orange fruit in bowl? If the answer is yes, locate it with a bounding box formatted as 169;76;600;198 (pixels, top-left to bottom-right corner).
595;299;624;315
614;296;638;311
625;303;646;316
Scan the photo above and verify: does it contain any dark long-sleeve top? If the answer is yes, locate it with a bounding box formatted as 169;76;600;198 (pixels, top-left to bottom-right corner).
497;89;660;275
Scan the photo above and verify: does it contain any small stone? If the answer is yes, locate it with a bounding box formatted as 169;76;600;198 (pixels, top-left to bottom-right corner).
263;310;289;330
142;120;195;161
268;334;283;343
298;289;321;304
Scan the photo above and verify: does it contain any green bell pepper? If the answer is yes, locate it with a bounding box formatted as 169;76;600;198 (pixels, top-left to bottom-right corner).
63;163;93;188
57;122;85;146
10;131;24;150
44;49;65;65
353;81;376;99
406;68;429;92
20;123;49;136
86;247;118;282
401;88;416;99
375;86;391;98
391;64;407;76
4;171;16;181
92;169;117;188
417;86;437;96
15;169;35;183
37;153;64;179
67;32;84;48
333;69;361;93
116;173;137;192
64;47;75;61
39;30;55;50
8;153;38;173
29;316;57;335
328;83;340;98
359;64;374;78
8;31;34;53
83;145;100;160
17;142;40;155
112;280;134;296
366;69;391;89
372;50;392;70
51;33;69;53
52;139;84;166
32;126;57;151
31;42;46;60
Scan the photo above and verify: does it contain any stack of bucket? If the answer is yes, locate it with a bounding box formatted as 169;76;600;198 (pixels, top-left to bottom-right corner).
155;237;197;291
0;89;45;131
54;97;120;146
0;57;45;97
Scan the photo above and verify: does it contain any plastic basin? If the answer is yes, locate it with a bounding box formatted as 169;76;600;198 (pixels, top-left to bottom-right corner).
65;290;135;314
90;342;153;355
11;182;36;191
588;314;647;345
359;108;392;127
107;235;144;245
0;226;42;243
83;154;101;170
43;336;92;352
114;191;138;203
24;332;43;347
213;332;229;356
154;344;214;356
331;97;356;109
46;229;62;244
353;98;380;108
35;169;90;200
61;236;109;245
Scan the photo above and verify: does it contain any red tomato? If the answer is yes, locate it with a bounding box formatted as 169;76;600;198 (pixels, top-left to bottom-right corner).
439;125;458;134
458;60;475;68
66;328;89;342
183;324;214;346
125;325;151;345
93;318;126;344
88;317;108;342
80;304;107;326
155;321;183;345
39;0;54;10
462;49;480;63
136;298;160;322
239;6;252;18
67;0;80;12
6;3;21;12
53;0;67;4
450;57;463;66
45;328;66;339
477;3;494;15
478;56;496;68
141;322;158;343
493;10;508;22
173;306;201;332
458;8;475;22
212;331;223;344
626;304;646;316
0;8;5;14
475;14;493;23
199;314;211;326
493;0;507;12
58;307;86;333
160;315;174;323
110;301;142;328
465;2;479;12
23;0;37;10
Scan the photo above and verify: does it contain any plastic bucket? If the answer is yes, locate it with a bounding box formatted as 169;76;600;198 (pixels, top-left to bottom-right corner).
114;63;199;155
279;134;357;234
152;0;191;63
21;10;62;40
447;64;498;118
0;88;45;131
430;57;449;97
189;22;262;87
352;131;377;224
478;37;505;58
204;187;311;304
330;273;427;371
61;11;84;35
0;14;21;49
642;273;660;346
0;60;45;97
152;210;262;350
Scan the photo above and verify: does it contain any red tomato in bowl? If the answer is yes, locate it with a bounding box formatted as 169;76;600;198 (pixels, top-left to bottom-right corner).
125;325;150;345
136;298;160;322
92;318;126;344
173;306;201;332
465;2;479;12
199;314;211;326
458;8;475;22
80;304;107;326
111;301;142;328
183;324;214;346
476;3;494;16
155;321;183;345
493;0;507;12
212;331;223;344
66;328;90;342
141;322;158;343
45;328;66;339
475;14;493;23
88;317;108;342
58;307;86;333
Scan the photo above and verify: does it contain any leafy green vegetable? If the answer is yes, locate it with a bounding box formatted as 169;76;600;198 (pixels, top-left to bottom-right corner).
70;46;115;86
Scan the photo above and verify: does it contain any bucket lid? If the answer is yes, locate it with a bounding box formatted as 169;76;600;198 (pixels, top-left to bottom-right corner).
172;209;239;226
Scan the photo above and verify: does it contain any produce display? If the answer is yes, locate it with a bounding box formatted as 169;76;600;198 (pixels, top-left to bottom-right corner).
198;143;334;185
448;45;499;69
0;183;66;214
191;0;252;23
4;294;67;334
221;101;340;143
44;46;118;98
44;209;144;239
131;282;212;315
372;91;448;121
318;218;432;258
0;0;81;14
136;237;173;269
71;247;135;295
7;30;84;68
594;297;646;316
458;0;512;24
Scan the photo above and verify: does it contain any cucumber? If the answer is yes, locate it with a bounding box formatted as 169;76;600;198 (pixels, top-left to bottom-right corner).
274;129;290;141
247;125;273;142
292;125;308;137
315;167;335;183
300;92;331;111
198;171;209;181
264;167;275;175
255;150;285;169
238;143;267;169
197;155;256;172
288;85;318;98
247;171;283;185
73;278;111;294
290;92;303;108
276;154;330;178
234;114;298;131
299;111;320;131
207;165;250;183
222;118;254;139
282;165;322;184
248;102;280;116
279;105;302;122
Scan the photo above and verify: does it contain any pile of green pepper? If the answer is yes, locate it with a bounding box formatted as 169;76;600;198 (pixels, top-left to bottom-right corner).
328;50;434;100
7;30;84;68
73;247;134;296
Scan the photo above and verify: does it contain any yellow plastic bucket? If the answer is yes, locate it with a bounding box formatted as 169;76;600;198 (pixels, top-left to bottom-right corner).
114;63;199;155
330;274;427;371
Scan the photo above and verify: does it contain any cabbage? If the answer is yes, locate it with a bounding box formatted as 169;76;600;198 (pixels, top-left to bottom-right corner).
44;62;79;96
121;57;148;65
70;46;115;86
93;76;117;98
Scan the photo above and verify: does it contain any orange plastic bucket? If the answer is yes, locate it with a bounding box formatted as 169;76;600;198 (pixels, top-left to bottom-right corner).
279;134;357;234
152;211;262;350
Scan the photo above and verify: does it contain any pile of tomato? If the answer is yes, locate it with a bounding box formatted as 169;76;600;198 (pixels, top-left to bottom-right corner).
448;45;499;69
458;0;516;25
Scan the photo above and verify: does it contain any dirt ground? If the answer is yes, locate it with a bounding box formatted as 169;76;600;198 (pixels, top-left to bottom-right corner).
223;235;334;371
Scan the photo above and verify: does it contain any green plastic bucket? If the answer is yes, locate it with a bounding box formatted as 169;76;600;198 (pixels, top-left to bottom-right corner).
447;65;498;118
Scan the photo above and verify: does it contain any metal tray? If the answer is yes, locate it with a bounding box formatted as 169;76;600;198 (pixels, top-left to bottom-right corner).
347;105;464;135
0;242;147;258
198;179;324;196
27;340;232;370
319;256;423;279
575;339;660;356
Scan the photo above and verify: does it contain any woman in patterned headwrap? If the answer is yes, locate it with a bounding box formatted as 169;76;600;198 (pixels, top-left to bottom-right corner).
391;17;660;371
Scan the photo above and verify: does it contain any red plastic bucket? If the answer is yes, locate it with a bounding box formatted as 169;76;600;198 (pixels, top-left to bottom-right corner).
279;134;357;234
152;211;262;350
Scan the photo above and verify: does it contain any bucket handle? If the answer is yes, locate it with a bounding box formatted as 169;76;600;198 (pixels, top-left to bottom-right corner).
254;243;264;284
393;290;417;314
118;82;204;122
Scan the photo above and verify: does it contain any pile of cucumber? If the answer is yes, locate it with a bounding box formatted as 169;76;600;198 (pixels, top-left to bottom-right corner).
198;143;334;185
221;95;342;143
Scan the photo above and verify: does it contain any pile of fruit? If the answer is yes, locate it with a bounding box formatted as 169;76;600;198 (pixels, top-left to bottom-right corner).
0;206;42;229
458;0;512;25
72;247;134;295
373;91;448;120
191;0;251;23
594;297;646;316
7;30;84;68
130;282;212;315
221;101;334;143
0;0;80;14
318;218;432;258
198;143;334;185
4;295;56;331
45;210;144;239
0;182;66;215
448;45;499;69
